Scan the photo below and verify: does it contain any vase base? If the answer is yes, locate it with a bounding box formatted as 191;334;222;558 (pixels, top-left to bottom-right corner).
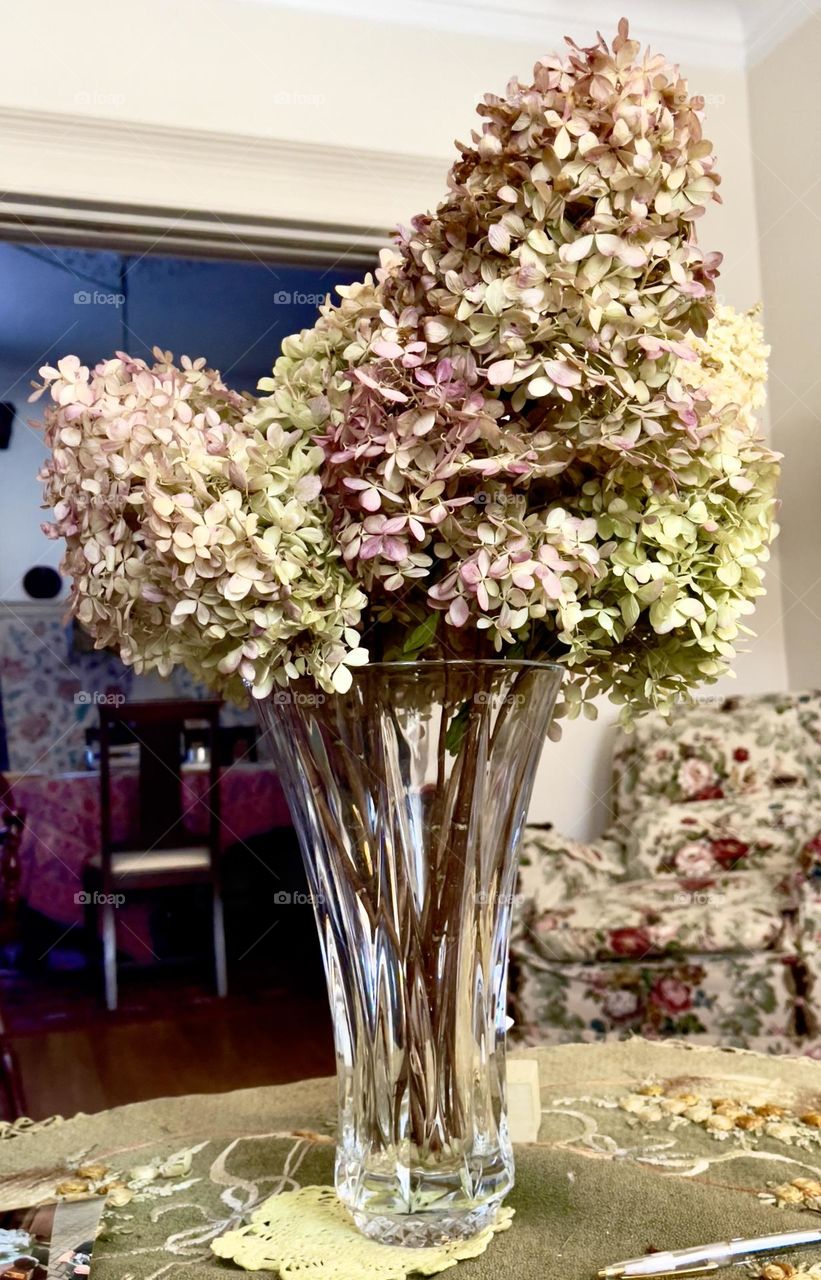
350;1198;502;1248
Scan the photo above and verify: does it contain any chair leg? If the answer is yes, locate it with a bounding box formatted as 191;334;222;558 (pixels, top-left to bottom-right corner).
83;890;99;973
0;1039;26;1119
102;900;118;1012
0;1005;26;1120
212;886;227;998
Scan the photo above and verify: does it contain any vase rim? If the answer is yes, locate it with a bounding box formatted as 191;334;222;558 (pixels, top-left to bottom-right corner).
350;658;564;673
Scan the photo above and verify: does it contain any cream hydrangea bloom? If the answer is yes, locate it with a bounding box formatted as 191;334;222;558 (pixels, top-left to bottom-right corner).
34;351;367;699
681;304;770;429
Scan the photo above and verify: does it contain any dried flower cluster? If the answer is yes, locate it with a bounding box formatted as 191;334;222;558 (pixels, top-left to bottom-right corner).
770;1177;821;1212
621;1085;821;1148
36;21;780;716
35;353;366;698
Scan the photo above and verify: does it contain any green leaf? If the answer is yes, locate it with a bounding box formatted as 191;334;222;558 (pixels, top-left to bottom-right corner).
620;594;641;628
401;612;440;657
445;700;473;754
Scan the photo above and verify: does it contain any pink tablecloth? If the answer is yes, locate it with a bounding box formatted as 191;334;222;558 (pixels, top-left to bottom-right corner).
12;763;292;958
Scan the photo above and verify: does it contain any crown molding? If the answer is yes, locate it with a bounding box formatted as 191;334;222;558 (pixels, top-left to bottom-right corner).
237;0;821;69
741;0;821;66
237;0;748;69
0;108;447;257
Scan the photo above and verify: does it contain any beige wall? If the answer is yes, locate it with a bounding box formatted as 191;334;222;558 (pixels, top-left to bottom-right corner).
0;1;791;833
750;16;821;693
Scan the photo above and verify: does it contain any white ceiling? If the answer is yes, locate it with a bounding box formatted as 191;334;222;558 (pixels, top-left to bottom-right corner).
242;0;821;69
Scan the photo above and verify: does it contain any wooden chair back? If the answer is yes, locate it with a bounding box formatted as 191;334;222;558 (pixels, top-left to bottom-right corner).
0;773;24;949
99;700;222;865
0;771;26;1117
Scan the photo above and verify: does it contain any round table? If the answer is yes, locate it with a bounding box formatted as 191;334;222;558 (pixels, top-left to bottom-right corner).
4;1039;821;1279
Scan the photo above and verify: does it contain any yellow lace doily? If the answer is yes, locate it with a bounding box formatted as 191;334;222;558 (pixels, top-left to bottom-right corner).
211;1185;514;1278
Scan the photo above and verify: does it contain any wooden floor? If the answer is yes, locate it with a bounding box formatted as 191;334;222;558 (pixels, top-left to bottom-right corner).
4;969;335;1120
2;832;337;1120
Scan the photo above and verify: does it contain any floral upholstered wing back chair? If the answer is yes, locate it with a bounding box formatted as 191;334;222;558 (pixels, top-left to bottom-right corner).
511;692;821;1051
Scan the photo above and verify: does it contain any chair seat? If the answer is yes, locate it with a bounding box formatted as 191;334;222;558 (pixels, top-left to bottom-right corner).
522;870;795;964
86;846;212;881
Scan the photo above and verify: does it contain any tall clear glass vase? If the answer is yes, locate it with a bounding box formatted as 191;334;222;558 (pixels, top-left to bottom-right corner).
256;659;562;1247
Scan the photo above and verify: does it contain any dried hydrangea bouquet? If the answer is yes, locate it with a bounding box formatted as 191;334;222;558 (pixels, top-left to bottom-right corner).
37;20;778;1250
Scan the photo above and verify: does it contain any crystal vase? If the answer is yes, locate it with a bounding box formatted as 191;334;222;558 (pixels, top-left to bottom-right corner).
255;659;562;1247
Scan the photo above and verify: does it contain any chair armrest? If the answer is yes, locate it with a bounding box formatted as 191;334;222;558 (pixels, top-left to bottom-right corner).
510;825;626;1039
517;824;626;914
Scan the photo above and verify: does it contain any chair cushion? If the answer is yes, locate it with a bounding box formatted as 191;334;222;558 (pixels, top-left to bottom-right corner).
612;699;817;821
88;847;211;877
520;870;793;963
623;791;815;879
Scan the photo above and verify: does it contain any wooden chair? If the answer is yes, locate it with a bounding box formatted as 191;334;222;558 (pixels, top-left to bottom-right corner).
0;773;27;1118
84;700;227;1011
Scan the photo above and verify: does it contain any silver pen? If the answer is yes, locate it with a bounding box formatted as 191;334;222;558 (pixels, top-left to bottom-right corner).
598;1227;821;1277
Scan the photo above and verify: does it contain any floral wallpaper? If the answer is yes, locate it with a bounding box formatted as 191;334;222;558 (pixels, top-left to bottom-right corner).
0;607;133;774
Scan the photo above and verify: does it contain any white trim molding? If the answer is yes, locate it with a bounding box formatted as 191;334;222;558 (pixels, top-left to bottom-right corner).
0;108;448;260
0;600;65;620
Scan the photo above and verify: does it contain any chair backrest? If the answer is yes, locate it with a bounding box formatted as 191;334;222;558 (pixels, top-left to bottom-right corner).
611;690;821;824
99;700;222;858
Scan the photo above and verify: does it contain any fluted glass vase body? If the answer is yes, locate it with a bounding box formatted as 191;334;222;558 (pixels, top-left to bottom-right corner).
255;660;561;1247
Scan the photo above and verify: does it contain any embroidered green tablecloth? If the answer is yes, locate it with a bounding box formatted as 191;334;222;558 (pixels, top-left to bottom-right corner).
4;1039;821;1279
